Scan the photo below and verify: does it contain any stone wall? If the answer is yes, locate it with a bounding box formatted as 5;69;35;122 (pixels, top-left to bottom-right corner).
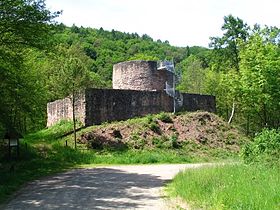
47;94;86;127
84;88;173;125
181;93;216;112
46;89;216;127
112;60;172;91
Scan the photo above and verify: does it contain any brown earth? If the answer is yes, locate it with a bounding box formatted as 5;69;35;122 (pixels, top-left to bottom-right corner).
78;112;245;152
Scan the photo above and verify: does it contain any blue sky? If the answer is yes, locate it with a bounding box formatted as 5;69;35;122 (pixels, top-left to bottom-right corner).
45;0;280;47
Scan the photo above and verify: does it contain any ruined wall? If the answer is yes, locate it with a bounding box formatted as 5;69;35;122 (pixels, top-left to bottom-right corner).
181;93;216;113
47;94;86;127
47;89;216;127
84;88;173;125
112;60;172;91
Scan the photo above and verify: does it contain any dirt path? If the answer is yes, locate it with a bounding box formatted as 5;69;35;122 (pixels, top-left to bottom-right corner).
4;163;211;210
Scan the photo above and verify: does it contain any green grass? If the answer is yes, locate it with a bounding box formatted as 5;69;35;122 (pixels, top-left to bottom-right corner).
25;120;77;144
166;163;280;210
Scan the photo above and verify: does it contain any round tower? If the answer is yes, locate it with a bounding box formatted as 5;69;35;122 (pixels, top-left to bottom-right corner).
112;60;172;91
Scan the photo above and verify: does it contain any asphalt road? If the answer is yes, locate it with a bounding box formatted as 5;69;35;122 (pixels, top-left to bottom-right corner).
3;164;210;210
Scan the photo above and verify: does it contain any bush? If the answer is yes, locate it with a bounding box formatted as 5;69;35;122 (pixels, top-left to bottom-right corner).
152;137;164;148
241;129;280;165
157;112;173;123
170;134;180;149
128;133;146;149
148;122;161;134
146;114;154;124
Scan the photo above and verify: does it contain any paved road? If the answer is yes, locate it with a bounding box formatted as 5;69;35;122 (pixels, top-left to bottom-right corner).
4;164;211;210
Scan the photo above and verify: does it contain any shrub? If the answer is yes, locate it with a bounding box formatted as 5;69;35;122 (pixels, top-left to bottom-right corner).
152;137;163;148
170;134;180;149
149;122;161;134
241;129;280;165
128;133;146;149
146;114;154;124
157;112;173;123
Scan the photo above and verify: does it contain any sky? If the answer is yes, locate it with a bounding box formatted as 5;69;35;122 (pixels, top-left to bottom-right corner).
45;0;280;47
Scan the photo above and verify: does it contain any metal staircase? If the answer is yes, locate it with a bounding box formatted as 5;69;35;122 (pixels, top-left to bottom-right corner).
157;60;183;113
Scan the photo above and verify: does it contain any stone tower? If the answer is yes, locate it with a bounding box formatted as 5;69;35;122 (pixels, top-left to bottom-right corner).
112;60;173;91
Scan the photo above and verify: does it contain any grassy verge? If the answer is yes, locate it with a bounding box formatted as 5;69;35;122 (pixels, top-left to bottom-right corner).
166;163;280;210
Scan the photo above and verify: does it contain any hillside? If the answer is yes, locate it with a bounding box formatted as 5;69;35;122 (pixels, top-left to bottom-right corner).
54;25;209;84
78;111;246;157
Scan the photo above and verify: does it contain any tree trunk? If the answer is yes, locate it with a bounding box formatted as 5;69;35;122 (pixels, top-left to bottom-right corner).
228;101;235;124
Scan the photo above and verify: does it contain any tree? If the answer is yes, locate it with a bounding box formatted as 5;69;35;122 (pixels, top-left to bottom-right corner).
0;0;59;133
48;44;93;148
178;55;205;94
239;31;280;129
209;15;250;71
207;15;250;124
0;0;60;49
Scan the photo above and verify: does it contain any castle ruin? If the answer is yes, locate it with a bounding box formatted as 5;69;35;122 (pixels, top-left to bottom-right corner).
47;60;216;127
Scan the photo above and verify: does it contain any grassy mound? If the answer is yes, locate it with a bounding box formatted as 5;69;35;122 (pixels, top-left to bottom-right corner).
78;112;246;158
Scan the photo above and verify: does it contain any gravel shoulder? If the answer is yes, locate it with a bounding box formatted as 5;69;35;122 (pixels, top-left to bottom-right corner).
3;163;213;210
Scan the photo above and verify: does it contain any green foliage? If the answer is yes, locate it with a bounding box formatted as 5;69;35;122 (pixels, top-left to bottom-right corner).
144;114;161;134
54;26;191;83
178;55;206;94
239;32;280;128
46;44;95;99
157;112;173;123
242;129;280;165
151;135;180;149
170;134;180;149
0;0;60;49
167;164;280;210
0;0;59;133
148;121;161;134
145;114;154;124
128;53;159;61
127;132;146;149
209;14;249;71
205;17;280;132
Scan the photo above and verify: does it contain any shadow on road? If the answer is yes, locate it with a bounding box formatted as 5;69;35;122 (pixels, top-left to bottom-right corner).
5;168;167;209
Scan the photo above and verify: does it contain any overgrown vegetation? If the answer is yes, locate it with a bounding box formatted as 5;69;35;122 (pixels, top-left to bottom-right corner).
242;129;280;165
167;128;280;209
79;112;245;153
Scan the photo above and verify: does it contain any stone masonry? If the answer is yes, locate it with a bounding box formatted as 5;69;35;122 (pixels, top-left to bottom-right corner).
47;88;216;127
47;60;216;127
47;94;86;127
113;60;172;91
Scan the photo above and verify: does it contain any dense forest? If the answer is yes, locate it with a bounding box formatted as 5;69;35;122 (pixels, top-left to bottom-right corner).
0;0;279;135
